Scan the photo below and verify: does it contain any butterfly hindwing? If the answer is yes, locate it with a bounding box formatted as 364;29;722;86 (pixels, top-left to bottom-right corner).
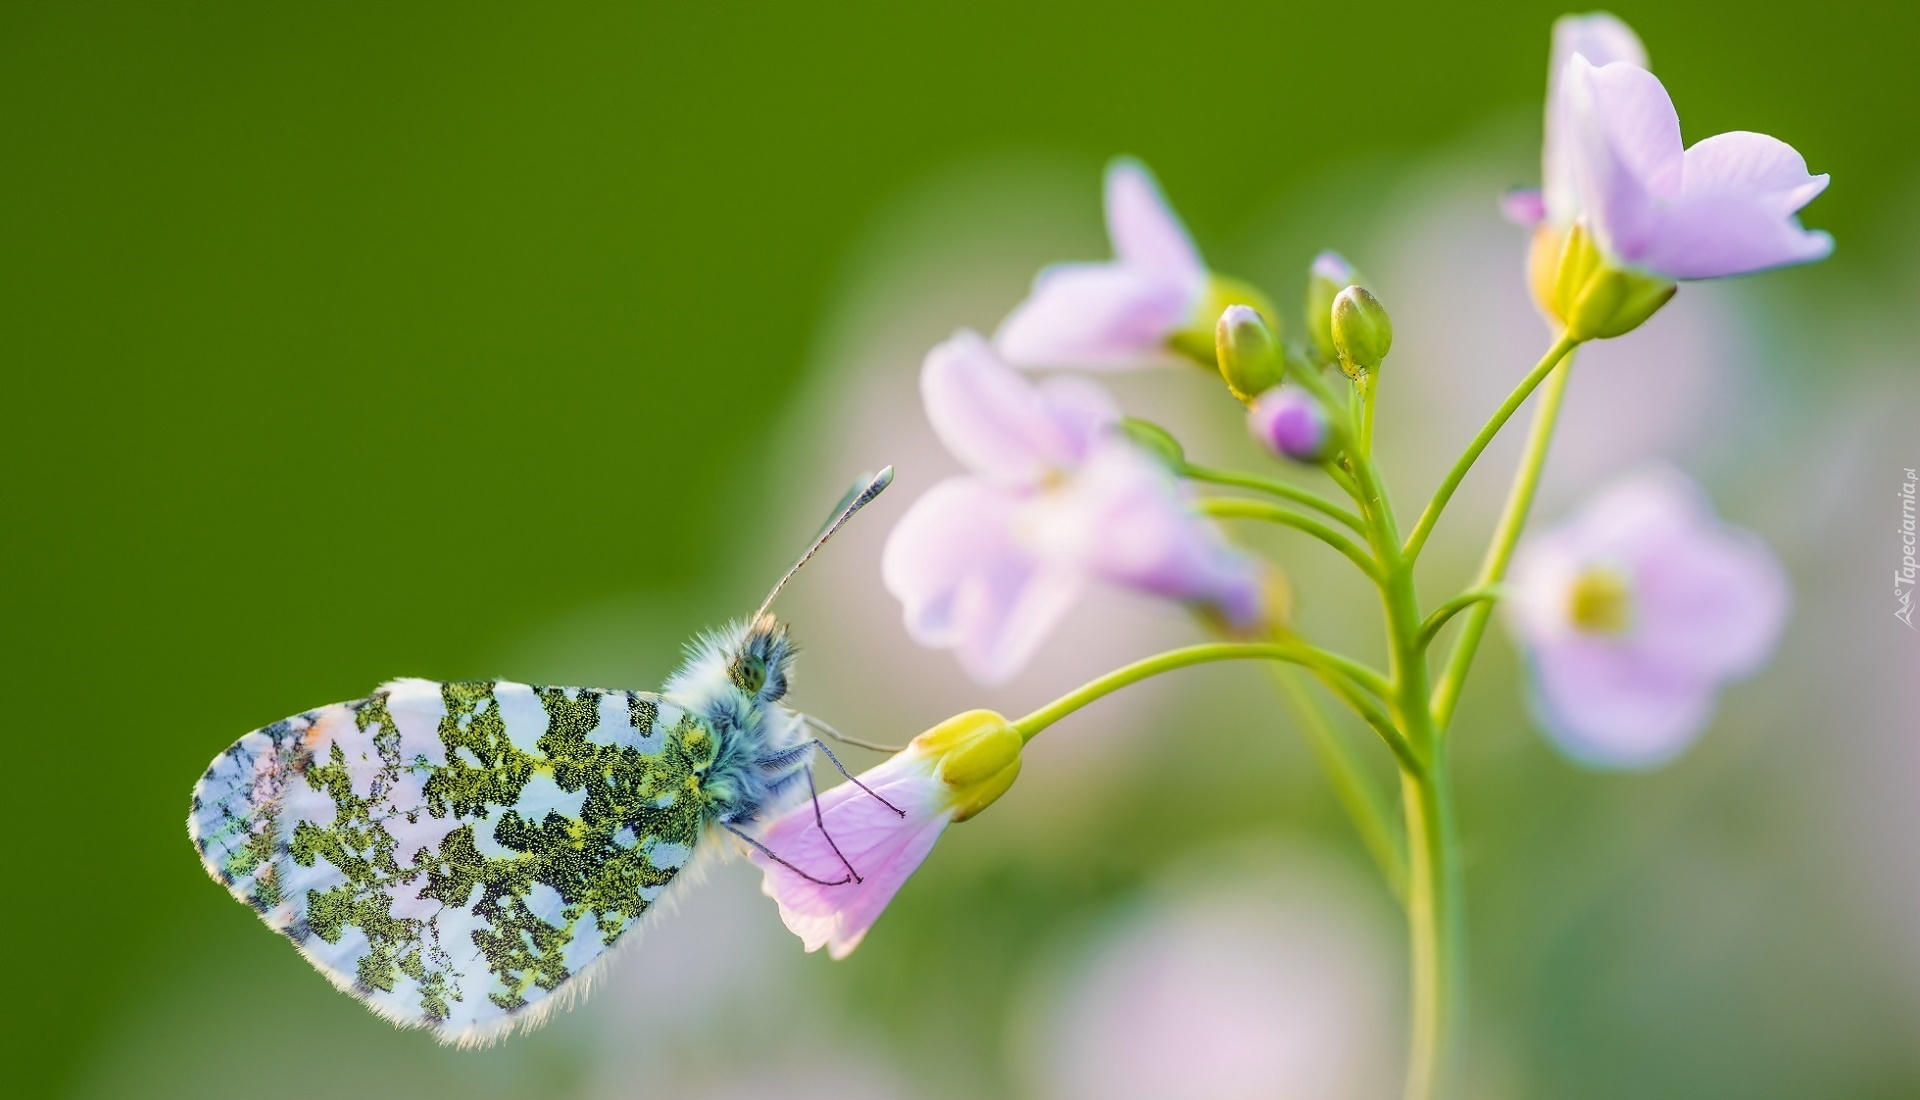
188;678;714;1044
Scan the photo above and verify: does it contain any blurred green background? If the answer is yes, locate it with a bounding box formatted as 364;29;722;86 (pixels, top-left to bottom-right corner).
5;2;1917;1097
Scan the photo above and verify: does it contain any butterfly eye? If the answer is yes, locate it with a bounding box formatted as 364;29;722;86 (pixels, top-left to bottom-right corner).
730;653;768;694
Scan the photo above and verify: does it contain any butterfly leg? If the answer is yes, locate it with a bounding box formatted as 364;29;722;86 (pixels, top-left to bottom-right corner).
808;739;906;818
723;822;851;887
802;767;865;885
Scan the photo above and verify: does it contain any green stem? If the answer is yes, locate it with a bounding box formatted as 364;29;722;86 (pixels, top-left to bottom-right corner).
1360;368;1379;455
1182;464;1367;533
1013;642;1417;768
1334;389;1461;1098
1197;497;1382;581
1402;335;1579;564
1401;763;1462;1100
1429;349;1579;735
1417;587;1504;649
1268;665;1408;903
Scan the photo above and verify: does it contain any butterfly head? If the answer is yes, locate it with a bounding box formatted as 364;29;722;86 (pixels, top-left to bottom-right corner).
726;613;796;704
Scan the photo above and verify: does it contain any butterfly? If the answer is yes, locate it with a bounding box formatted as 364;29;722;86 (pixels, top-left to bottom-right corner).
187;468;900;1046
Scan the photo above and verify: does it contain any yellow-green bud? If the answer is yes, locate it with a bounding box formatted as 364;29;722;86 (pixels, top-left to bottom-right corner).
1119;416;1186;470
1550;223;1676;341
912;710;1022;822
1168;274;1279;370
1330;285;1393;377
1306;251;1366;363
1214;304;1285;404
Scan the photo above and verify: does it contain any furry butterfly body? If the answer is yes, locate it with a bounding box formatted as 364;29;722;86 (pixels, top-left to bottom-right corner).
187;469;893;1045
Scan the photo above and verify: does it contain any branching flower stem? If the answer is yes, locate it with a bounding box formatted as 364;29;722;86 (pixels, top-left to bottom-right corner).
1011;642;1415;769
1182;463;1367;533
1403;336;1581;563
1045;339;1587;1100
1197;497;1382;580
1429;347;1581;735
1418;586;1505;649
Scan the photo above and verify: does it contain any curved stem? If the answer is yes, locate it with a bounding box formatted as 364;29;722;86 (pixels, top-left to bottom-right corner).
1429;348;1579;735
1198;497;1382;581
1417;587;1504;650
1013;642;1417;768
1269;665;1409;903
1402;335;1579;563
1300;644;1394;703
1183;464;1367;533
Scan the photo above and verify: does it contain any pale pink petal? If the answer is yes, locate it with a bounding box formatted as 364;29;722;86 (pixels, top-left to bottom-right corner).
1584;472;1791;679
1021;441;1264;626
1634;132;1833;278
1543;14;1649;224
1104;158;1205;281
1680;131;1830;202
920;330;1120;481
752;757;954;958
1565;56;1683;264
995;263;1199;370
1527;639;1719;768
881;476;1084;686
1505;526;1586;643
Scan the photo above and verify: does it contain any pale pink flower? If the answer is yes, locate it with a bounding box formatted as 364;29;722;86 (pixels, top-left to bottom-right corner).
1560;54;1832;279
882;330;1265;685
994;159;1209;370
751;711;1021;959
1506;469;1790;767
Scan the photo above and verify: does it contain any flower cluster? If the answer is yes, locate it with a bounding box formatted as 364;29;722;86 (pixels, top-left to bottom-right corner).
744;13;1824;997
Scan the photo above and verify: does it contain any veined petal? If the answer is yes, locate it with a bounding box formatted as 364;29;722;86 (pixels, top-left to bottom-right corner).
1543;14;1649;224
751;752;954;959
920;330;1120;481
995;263;1200;370
1565;55;1683;265
881;476;1084;686
1104;158;1205;281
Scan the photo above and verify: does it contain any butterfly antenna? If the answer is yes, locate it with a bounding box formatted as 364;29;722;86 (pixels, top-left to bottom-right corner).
754;466;894;620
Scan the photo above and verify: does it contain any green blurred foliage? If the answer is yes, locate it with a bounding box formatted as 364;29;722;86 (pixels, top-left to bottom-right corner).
3;1;1914;1096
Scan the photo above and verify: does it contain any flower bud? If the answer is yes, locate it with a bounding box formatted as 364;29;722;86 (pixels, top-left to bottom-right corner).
1306;251;1365;362
912;710;1023;821
1119;416;1186;471
1330;285;1393;378
1168;275;1279;370
1247;385;1334;463
1214;304;1285;404
1549;223;1676;340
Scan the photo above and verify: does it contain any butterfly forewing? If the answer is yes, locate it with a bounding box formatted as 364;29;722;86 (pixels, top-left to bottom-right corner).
189;678;711;1044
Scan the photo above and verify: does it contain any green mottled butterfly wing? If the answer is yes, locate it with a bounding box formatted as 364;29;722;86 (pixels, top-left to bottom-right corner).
188;678;713;1044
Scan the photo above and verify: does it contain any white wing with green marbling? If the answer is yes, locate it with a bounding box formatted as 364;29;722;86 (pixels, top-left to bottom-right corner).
188;677;715;1044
